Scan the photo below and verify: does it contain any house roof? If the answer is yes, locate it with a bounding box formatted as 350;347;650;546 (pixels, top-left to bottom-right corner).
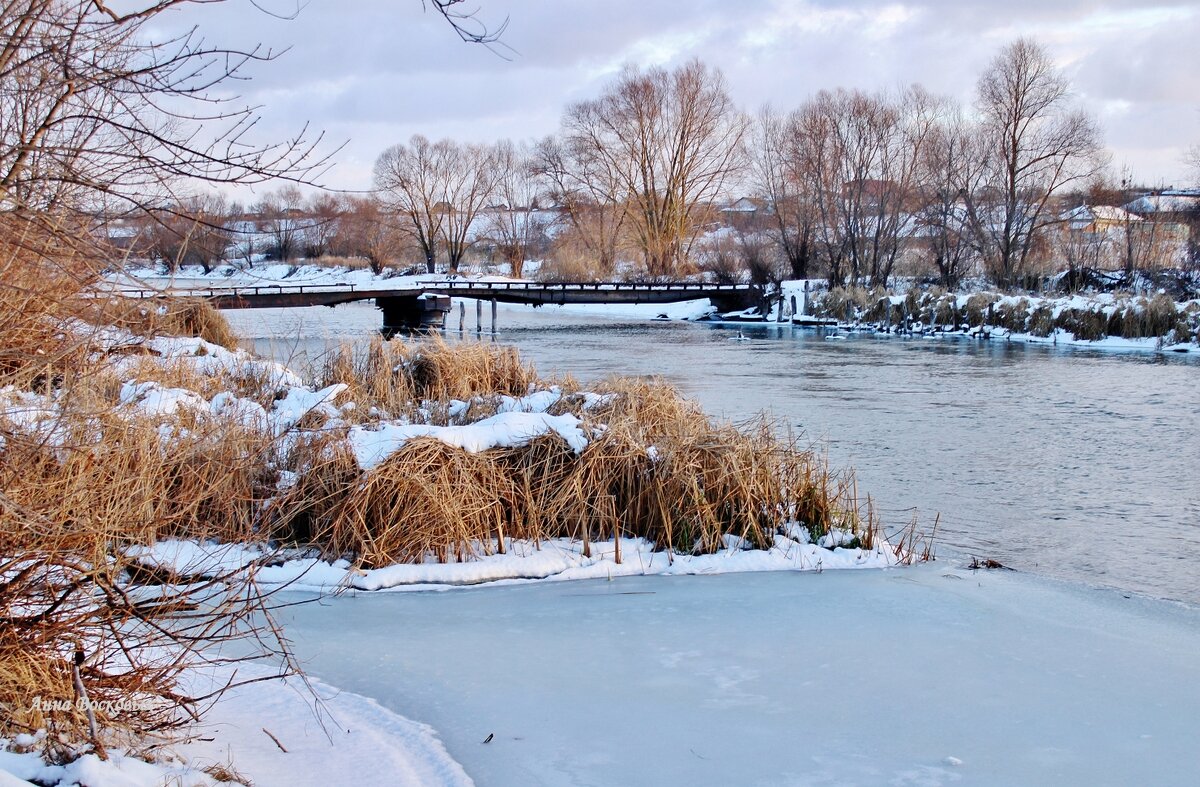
1124;194;1200;215
1062;205;1141;228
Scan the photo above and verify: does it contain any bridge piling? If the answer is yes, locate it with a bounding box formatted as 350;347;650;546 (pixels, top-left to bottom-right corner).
491;299;497;333
376;295;452;335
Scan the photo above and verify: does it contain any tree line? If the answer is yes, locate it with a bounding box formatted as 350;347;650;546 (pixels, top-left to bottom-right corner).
137;38;1199;287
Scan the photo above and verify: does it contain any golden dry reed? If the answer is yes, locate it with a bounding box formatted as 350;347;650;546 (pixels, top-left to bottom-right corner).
275;349;879;568
1;215;288;757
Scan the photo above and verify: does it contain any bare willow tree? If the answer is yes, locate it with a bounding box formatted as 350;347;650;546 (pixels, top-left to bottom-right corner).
374;136;498;274
966;38;1105;286
535;134;627;277
563;60;748;277
255;184;307;262
788;87;930;287
335;195;406;274
750;105;815;280
146;192;232;273
912;102;983;287
305;190;343;258
489;139;547;278
374;134;447;273
440;141;499;273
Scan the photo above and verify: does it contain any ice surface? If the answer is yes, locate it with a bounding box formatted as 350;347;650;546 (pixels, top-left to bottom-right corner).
278;566;1200;786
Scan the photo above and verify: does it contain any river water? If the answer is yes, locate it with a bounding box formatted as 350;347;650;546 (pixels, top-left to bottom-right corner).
225;299;1200;605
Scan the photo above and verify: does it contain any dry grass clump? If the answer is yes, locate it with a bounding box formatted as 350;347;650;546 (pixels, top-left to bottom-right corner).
289;367;877;568
991;298;1031;332
154;300;239;350
314;338;415;421
269;434;360;546
564;380;867;554
0;408;285;754
1;213;290;751
964;293;1000;326
83;297;240;351
402;334;536;401
0;408;273;554
330;439;521;567
1056;308;1109;341
315;334;538;423
818;286;874;322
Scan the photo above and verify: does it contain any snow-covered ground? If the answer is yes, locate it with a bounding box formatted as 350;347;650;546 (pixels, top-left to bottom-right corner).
0;663;470;787
127;530;897;593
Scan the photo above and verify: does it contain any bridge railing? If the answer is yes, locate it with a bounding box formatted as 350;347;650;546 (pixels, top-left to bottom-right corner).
416;280;751;292
112;280;751;299
114;282;358;299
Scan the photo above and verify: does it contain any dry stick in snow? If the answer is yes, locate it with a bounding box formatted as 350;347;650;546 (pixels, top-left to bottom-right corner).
607;495;621;565
262;727;288;753
72;648;105;761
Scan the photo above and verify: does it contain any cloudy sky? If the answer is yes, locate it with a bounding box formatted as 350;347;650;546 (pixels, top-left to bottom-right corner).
164;0;1200;195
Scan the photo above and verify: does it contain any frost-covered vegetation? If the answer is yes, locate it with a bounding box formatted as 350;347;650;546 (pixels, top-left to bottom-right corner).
807;283;1200;348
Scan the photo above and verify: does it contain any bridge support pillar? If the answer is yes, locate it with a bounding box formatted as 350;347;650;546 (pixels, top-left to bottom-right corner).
377;295;452;335
710;287;760;313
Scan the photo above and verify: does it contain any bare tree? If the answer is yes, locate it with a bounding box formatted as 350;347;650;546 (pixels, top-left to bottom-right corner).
562;60;748;277
256;185;306;262
440;141;499;273
534;134;627;277
0;1;338;220
750;106;816;279
305;191;342;258
912;102;983;287
489;140;549;278
788;87;930;287
146;193;232;274
374;135;448;274
966;38;1105;286
335;195;406;274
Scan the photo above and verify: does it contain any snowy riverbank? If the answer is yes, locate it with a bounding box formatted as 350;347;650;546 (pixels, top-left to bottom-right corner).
2;306;903;786
127;530;898;594
0;662;470;787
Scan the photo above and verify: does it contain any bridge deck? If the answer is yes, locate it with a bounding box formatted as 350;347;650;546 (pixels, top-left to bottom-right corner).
116;280;755;309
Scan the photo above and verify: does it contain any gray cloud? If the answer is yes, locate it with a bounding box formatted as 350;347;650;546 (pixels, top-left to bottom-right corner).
168;0;1200;191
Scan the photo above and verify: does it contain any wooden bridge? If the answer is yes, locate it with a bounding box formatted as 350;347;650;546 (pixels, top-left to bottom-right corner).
117;280;758;330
